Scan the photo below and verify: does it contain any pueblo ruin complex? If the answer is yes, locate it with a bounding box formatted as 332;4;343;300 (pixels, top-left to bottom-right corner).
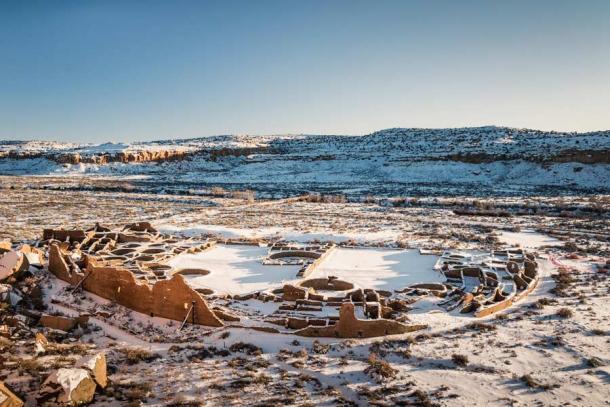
1;222;541;340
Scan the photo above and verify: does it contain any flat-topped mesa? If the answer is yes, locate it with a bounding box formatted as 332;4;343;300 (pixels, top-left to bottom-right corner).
51;149;191;165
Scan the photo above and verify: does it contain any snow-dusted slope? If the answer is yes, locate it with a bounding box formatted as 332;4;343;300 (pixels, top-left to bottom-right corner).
1;127;608;195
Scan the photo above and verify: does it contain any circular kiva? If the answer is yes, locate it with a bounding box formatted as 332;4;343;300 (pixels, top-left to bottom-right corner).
141;248;167;254
173;268;211;276
134;255;155;262
149;264;172;271
408;283;446;291
299;278;354;291
268;250;321;260
111;248;137;256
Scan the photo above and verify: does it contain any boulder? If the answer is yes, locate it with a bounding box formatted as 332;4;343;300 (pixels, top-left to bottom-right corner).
0;251;29;281
76;353;107;389
19;245;44;268
0;241;11;254
40;368;96;405
0;381;24;407
35;332;48;355
40;314;88;332
212;307;240;322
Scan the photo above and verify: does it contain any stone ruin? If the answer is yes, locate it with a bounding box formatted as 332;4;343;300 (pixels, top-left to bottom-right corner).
7;223;541;340
400;248;540;317
263;242;336;277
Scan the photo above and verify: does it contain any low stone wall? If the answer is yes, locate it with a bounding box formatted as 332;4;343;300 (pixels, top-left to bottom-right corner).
48;244;223;327
268;250;321;260
43;229;89;243
474;271;539;318
299;277;354;291
297;245;336;278
295;303;426;338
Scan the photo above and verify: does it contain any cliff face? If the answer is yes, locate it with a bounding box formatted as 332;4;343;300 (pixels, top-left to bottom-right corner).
0;148;190;164
1;127;609;195
443;149;610;164
53;149;190;164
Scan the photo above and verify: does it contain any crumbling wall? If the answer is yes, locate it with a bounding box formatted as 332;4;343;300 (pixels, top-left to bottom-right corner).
299;278;354;291
83;262;153;315
298;245;336;278
48;244;223;327
43;229;88;243
151;274;223;326
295;303;426;338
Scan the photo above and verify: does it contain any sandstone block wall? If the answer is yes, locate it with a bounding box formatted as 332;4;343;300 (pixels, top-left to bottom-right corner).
296;303;426;338
48;244;223;327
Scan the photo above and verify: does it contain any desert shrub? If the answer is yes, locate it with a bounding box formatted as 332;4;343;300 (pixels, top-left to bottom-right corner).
109;381;153;401
551;269;575;296
534;297;557;308
117;347;161;365
451;353;469;367
409;389;433;407
210;186;226;197
230;189;256;202
364;353;397;380
520;374;553;390
253;373;272;384
229;342;262;356
0;337;14;351
312;340;330;354
465;322;496;332
392;197;407;207
556;308;573;318
363;194;377;204
18;358;44;377
587;357;604;368
301;193;346;204
166;397;203;407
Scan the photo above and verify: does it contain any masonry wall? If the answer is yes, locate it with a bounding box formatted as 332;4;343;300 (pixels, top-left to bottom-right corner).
296;303;426;338
48;244;223;327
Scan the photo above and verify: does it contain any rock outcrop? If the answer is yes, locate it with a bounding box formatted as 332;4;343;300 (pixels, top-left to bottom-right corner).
40;368;96;405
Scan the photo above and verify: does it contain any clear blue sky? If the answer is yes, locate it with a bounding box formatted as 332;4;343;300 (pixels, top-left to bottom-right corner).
1;0;609;142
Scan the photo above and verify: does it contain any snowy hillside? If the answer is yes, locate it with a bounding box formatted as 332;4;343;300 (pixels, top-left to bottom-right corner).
1;126;608;196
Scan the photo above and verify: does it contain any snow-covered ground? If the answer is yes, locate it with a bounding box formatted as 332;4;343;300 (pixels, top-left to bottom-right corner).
2;126;609;195
308;248;442;291
498;229;563;248
166;245;301;295
157;223;402;244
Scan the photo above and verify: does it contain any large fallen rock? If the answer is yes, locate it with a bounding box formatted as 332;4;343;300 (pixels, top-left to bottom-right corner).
0;241;11;254
212;307;240;322
0;381;24;407
76;353;107;389
40;368;96;405
0;251;29;281
40;314;88;332
19;245;44;268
